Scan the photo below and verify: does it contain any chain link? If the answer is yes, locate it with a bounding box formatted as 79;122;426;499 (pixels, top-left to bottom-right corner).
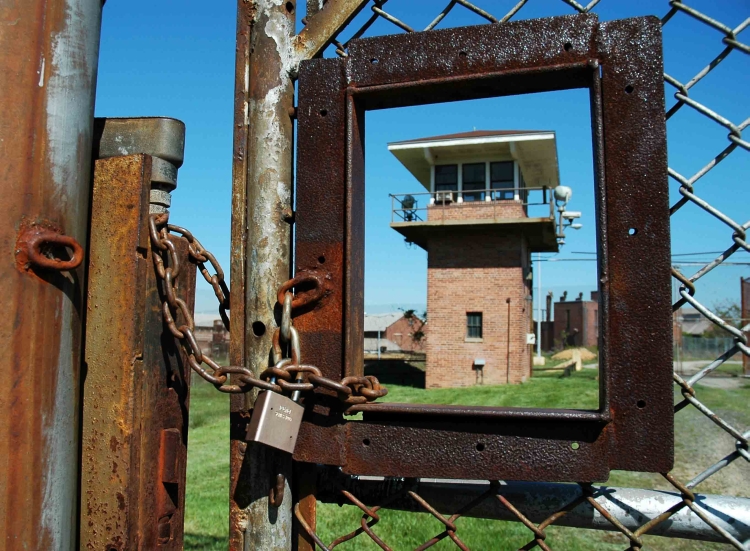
294;1;750;549
148;213;387;404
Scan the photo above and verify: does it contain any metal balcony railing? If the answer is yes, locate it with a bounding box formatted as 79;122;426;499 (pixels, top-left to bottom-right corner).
390;187;555;224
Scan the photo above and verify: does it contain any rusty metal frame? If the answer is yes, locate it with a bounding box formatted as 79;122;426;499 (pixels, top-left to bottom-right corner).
81;152;196;550
293;13;673;481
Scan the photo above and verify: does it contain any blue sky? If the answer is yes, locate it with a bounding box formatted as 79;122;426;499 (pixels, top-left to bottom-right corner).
95;0;748;317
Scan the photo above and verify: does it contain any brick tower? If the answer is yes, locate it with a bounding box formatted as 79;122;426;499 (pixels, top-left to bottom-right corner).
389;131;562;388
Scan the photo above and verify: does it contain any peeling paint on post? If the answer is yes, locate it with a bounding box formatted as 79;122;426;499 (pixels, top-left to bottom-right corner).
228;1;377;548
230;1;297;549
0;1;102;550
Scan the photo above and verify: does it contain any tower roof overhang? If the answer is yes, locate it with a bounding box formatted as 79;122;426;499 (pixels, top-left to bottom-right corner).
388;130;560;191
390;217;559;252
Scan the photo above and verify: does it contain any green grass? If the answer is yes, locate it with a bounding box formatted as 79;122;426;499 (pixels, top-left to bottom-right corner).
185;370;749;550
674;360;746;378
185;380;230;551
381;367;600;410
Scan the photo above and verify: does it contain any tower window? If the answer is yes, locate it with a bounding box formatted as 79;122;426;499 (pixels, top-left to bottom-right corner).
435;164;458;192
467;312;483;339
490;161;514;200
462;163;486;202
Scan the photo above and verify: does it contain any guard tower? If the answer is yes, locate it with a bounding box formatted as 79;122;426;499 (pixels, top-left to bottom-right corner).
389;130;563;388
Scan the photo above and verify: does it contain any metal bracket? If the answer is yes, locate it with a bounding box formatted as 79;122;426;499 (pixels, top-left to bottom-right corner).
293;14;672;481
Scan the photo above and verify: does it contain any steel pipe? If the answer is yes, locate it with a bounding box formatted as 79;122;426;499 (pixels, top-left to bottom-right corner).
229;1;297;549
317;476;750;544
0;1;102;550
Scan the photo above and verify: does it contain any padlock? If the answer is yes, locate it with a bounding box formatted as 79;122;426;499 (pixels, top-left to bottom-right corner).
247;303;306;453
246;388;304;454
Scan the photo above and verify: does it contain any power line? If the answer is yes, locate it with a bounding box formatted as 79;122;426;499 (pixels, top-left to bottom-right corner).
571;250;744;257
672;251;732;257
673;262;750;266
537;259;750;265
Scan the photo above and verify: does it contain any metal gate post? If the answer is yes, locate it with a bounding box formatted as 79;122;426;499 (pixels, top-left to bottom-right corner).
81;118;194;549
229;1;297;549
0;1;102;549
228;1;384;548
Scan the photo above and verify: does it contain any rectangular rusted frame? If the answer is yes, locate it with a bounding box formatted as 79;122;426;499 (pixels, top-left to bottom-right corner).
294;14;672;481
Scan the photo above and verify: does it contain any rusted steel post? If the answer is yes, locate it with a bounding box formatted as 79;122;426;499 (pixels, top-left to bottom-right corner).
81;118;193;550
0;1;102;550
228;2;372;548
229;1;297;549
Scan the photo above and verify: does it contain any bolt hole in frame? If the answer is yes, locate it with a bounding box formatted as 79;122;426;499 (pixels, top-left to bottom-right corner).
292;14;672;482
252;320;267;337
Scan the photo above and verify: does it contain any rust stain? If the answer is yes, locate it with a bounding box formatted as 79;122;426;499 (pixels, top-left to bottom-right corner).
15;219;84;275
81;153;195;549
1;0;102;547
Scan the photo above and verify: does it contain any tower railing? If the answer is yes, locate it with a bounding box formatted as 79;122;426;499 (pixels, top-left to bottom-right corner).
390;187;555;224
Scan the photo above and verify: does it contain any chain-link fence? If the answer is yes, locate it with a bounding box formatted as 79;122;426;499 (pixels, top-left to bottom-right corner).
288;1;750;549
744;277;750;376
678;336;737;361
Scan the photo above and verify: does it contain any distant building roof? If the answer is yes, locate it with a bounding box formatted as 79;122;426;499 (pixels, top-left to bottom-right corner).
678;308;712;336
364;312;404;332
388;129;553;146
682;319;712;336
679;308;702;320
364;337;401;353
194;312;227;328
387;129;559;192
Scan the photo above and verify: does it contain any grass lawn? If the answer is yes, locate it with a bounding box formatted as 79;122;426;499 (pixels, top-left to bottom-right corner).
185;368;748;550
184;381;231;550
675;360;746;378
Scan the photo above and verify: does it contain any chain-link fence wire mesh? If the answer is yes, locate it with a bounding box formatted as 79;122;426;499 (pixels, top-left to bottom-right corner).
292;1;750;549
678;336;738;362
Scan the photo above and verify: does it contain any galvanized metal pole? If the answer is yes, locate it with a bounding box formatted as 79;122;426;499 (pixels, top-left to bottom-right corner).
228;2;370;549
316;477;750;544
230;1;297;549
536;253;542;358
0;1;102;550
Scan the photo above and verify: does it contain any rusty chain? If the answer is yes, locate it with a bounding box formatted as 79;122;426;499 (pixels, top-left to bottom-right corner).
148;213;387;404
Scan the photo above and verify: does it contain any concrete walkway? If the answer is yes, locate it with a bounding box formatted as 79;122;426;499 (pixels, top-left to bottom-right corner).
582;361;747;389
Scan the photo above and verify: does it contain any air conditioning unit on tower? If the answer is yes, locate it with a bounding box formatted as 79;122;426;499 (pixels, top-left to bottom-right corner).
434;191;454;204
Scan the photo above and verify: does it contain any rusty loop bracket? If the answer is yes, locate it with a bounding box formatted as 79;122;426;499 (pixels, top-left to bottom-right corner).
17;226;84;272
269;473;286;508
277;273;324;310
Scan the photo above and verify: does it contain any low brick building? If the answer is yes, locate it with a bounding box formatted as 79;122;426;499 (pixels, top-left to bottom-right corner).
193;314;229;360
553;291;599;348
364;312;426;353
389;130;564;388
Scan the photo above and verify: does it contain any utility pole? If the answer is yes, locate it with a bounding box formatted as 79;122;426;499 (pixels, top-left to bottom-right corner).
536;252;543;358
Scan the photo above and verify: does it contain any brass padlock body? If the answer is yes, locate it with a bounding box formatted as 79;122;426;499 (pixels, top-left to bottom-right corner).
246;391;304;454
